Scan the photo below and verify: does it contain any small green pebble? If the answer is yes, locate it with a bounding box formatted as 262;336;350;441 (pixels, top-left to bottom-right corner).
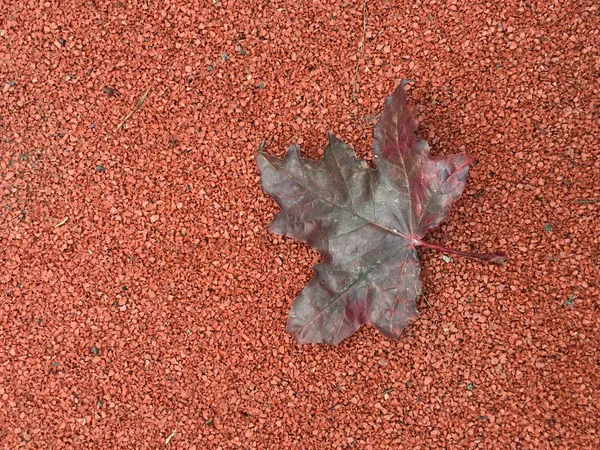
466;383;473;391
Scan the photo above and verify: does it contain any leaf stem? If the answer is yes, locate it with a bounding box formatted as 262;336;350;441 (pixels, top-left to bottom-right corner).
417;240;507;262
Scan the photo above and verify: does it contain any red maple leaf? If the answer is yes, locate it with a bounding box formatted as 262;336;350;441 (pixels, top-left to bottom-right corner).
258;81;505;345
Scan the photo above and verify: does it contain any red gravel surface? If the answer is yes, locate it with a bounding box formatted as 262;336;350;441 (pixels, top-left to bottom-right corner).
1;1;598;448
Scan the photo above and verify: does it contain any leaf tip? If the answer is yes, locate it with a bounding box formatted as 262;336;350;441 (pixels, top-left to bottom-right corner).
400;78;415;88
257;140;267;153
286;143;302;160
256;140;270;168
256;148;270;172
390;79;414;102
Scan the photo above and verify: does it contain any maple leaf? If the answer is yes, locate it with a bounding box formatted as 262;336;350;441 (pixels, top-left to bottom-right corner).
257;81;505;345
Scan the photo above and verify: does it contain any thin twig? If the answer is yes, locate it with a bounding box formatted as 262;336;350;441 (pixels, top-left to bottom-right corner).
422;294;431;307
385;0;397;20
116;87;151;130
352;0;368;102
54;217;68;228
577;198;600;204
165;429;177;445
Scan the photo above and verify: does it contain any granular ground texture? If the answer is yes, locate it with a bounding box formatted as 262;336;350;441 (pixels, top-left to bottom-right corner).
0;1;598;449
